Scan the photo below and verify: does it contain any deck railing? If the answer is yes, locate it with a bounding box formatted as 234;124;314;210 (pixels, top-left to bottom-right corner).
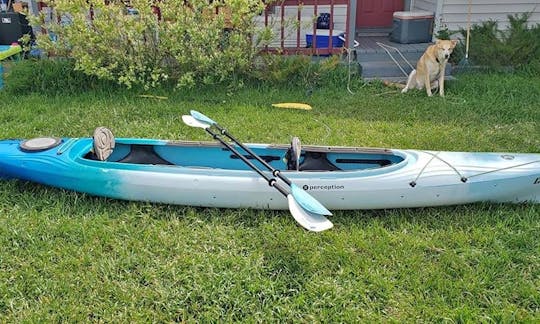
261;0;351;56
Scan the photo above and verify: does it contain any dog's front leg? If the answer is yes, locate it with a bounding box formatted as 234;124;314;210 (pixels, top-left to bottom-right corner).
439;64;446;97
424;69;433;96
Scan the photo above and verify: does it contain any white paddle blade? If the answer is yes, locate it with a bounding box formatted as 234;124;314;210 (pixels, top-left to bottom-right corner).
182;115;210;129
288;195;333;232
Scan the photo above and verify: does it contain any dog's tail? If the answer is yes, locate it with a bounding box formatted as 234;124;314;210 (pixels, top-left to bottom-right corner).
383;80;406;89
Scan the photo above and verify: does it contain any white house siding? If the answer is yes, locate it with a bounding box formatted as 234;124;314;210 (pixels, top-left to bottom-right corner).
255;5;348;48
413;0;540;34
412;0;438;12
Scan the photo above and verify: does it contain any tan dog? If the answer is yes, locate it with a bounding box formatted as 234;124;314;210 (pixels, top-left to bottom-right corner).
401;39;458;97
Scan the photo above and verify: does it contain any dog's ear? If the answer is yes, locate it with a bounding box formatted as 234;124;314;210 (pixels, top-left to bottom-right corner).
435;39;442;45
450;39;458;48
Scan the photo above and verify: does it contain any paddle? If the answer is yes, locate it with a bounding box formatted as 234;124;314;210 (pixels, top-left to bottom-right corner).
182;115;333;232
188;110;332;216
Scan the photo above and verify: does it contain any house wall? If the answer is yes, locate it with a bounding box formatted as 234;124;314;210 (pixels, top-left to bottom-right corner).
255;5;348;48
413;0;540;35
412;0;437;12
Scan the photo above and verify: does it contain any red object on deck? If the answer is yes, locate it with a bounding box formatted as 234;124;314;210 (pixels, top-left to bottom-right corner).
356;0;403;28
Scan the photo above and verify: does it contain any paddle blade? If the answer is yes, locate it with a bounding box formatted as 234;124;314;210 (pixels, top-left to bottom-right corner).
290;183;332;216
182;115;210;129
190;110;216;126
288;195;333;232
272;103;312;110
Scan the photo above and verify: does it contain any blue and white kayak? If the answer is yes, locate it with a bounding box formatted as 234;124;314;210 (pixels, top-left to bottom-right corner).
0;136;539;210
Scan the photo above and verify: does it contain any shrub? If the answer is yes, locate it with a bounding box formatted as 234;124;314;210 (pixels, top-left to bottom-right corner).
454;12;540;72
250;54;348;88
32;0;271;89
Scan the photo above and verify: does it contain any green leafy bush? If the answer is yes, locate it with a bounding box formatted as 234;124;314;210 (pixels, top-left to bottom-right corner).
23;0;349;91
454;13;540;73
32;0;271;89
250;54;350;89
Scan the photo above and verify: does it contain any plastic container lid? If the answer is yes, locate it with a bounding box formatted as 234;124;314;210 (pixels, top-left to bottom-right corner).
393;11;434;19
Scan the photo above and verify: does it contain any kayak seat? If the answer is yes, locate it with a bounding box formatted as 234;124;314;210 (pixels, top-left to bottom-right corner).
285;137;302;170
93;126;115;161
117;145;173;165
299;151;341;171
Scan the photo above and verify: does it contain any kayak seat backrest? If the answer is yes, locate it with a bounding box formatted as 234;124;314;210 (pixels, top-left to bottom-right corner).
116;145;173;165
299;151;341;171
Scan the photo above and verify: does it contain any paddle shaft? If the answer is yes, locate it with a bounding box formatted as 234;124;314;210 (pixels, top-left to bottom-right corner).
213;125;293;187
205;128;289;197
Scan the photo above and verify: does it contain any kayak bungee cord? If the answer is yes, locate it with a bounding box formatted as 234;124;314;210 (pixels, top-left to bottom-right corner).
411;151;540;186
466;159;540;179
409;151;438;187
410;151;467;187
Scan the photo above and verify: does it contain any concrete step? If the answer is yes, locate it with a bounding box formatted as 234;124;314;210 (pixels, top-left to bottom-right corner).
360;60;453;79
360;61;413;78
358;52;420;79
357;51;422;65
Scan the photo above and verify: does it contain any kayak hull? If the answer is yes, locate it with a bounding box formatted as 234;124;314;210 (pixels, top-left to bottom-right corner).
1;137;539;210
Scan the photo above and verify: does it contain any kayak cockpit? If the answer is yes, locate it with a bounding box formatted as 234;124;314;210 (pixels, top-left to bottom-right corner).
83;140;406;172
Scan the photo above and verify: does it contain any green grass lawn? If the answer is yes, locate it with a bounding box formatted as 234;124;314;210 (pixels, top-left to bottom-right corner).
0;71;539;321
